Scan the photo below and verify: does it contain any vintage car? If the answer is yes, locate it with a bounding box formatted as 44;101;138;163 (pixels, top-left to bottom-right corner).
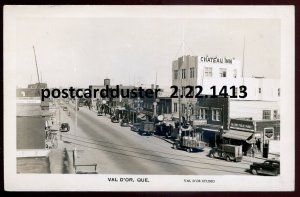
97;111;104;116
138;121;155;136
209;144;243;162
130;123;141;132
250;160;280;176
111;115;119;123
60;123;70;132
120;118;129;127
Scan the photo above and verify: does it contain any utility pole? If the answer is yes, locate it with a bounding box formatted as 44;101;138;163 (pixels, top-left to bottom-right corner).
178;88;182;124
242;36;246;85
153;72;158;117
75;94;78;136
33;45;41;98
33;46;40;84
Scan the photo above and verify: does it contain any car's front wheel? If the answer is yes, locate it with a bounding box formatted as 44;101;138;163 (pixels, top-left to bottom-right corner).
251;169;258;175
226;156;231;162
173;143;177;149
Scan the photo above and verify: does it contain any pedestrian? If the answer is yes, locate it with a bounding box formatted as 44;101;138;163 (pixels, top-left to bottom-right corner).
251;145;255;157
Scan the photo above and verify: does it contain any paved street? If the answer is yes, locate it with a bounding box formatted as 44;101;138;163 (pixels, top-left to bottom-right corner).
52;100;264;175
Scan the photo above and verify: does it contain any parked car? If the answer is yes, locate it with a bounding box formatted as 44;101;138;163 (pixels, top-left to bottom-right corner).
131;122;141;132
111;115;119;123
60;123;70;132
138;121;155;136
63;106;68;111
97;111;103;116
209;144;243;162
120;119;129;127
250;160;280;176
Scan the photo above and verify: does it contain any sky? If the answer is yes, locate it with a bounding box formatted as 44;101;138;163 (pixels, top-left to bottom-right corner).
16;16;280;88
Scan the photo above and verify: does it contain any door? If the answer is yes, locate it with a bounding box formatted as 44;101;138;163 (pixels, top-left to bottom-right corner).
261;161;272;175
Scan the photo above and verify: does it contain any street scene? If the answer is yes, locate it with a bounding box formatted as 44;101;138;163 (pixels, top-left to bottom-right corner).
14;9;281;176
43;98;269;175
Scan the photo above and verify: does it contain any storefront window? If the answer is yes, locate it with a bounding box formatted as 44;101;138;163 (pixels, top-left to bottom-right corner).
199;108;208;119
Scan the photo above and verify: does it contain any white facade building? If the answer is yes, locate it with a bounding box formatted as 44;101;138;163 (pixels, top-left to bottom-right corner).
230;100;280;120
171;55;280;119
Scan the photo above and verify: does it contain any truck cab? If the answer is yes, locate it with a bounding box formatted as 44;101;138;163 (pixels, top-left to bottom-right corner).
173;125;205;152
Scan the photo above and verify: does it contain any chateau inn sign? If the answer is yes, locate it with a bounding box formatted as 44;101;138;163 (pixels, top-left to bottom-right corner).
200;56;234;64
229;119;255;132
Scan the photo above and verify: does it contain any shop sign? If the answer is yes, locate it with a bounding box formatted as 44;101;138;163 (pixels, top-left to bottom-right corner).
264;128;274;140
229;119;255;131
193;119;207;126
200;56;234;64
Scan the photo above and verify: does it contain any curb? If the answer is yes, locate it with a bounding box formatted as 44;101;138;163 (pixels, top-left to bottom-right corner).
153;135;174;144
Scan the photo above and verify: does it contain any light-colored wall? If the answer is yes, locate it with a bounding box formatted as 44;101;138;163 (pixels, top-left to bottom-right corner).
230;100;280;120
171;55;280;118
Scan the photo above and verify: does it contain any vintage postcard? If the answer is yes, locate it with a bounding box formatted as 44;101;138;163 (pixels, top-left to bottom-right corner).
4;5;295;191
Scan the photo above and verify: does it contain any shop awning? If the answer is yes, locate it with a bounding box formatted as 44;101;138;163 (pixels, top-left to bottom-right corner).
196;124;222;132
222;130;253;141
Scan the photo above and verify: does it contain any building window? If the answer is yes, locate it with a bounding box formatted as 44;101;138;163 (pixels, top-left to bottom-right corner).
212;109;221;121
278;88;280;96
182;104;185;114
174;103;177;112
190;67;195;78
204;67;212;77
219;68;227;77
273;110;279;119
235;87;238;95
174;70;178;80
182;69;186;79
199;108;208;120
182;86;186;96
263;110;271;120
233;69;237;78
258;88;262;94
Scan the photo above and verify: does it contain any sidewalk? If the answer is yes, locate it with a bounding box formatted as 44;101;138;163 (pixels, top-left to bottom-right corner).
47;102;74;174
154;135;175;145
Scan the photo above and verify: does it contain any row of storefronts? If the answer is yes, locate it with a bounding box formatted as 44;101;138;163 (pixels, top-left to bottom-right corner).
88;79;280;157
155;96;280;157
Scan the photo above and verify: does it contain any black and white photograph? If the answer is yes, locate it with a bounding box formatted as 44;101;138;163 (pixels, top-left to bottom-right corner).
4;5;294;191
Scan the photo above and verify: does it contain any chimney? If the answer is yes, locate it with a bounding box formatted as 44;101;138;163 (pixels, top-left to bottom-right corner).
104;78;110;86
